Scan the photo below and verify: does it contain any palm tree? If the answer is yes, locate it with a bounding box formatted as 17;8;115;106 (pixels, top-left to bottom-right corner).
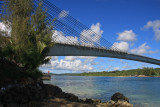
0;0;54;79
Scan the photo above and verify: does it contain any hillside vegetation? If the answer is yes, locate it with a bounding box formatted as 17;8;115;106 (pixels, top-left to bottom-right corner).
64;68;160;77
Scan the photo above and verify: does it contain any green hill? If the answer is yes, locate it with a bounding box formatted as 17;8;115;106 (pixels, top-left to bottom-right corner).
63;68;160;77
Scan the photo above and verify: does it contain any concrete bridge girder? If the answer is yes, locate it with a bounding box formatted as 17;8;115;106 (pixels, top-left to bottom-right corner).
48;44;160;66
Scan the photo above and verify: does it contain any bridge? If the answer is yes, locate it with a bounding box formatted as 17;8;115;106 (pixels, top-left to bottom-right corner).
1;0;160;66
49;43;160;65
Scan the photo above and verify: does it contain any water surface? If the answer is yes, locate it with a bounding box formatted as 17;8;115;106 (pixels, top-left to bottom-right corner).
44;75;160;107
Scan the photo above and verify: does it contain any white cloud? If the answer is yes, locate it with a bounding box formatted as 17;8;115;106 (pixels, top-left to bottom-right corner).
77;56;96;59
45;56;59;67
143;20;160;41
117;30;137;42
52;23;103;47
64;56;96;61
90;61;99;65
113;67;120;71
50;23;103;72
43;57;93;72
130;43;157;55
42;56;98;72
80;22;103;46
111;41;129;52
52;30;78;44
0;22;11;36
59;10;69;18
64;56;77;61
64;56;97;67
51;56;58;61
0;22;7;31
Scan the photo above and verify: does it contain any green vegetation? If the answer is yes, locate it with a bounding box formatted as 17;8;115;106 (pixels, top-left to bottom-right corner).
0;0;54;80
64;68;160;77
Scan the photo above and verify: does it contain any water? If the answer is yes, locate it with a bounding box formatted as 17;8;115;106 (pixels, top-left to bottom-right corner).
43;75;160;107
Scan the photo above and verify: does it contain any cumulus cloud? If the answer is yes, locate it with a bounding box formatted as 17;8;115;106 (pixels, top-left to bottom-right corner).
143;20;160;41
130;43;157;55
59;59;92;71
52;23;103;47
43;58;93;72
44;56;59;67
0;22;11;36
65;56;97;67
42;56;98;72
51;56;59;61
117;30;137;42
80;22;103;46
48;22;103;72
52;30;78;44
58;10;69;18
115;28;157;55
111;41;129;52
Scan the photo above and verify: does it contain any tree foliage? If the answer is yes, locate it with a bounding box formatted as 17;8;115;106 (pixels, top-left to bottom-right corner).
0;0;54;79
66;68;160;77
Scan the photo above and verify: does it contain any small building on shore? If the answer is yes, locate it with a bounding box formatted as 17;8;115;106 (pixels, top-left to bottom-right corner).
42;71;51;80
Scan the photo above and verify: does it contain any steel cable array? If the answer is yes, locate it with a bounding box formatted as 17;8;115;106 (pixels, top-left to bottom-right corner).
0;0;127;56
1;0;160;66
39;0;127;55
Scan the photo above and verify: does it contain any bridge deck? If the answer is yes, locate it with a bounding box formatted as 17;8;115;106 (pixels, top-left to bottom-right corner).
48;44;160;66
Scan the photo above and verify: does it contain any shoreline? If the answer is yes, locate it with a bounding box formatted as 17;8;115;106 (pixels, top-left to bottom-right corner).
0;78;133;107
58;74;160;77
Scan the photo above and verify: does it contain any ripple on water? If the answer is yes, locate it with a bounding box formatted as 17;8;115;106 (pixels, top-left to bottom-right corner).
44;76;160;107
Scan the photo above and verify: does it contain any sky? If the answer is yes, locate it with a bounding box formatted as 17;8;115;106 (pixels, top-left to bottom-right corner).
39;0;160;74
1;0;160;74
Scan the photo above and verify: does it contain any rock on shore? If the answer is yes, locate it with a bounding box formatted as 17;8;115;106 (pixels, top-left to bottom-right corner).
0;80;133;107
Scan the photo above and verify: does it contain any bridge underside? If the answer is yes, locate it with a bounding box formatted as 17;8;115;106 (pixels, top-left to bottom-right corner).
48;44;160;66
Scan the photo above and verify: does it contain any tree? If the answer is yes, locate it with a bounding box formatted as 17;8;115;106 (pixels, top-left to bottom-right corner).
0;0;54;79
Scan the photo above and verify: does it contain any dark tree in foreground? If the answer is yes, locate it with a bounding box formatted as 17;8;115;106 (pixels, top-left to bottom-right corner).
0;0;54;79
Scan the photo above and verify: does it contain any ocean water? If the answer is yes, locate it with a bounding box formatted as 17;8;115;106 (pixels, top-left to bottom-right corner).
43;75;160;107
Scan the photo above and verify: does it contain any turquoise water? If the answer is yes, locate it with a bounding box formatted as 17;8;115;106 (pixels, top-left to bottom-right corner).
43;75;160;107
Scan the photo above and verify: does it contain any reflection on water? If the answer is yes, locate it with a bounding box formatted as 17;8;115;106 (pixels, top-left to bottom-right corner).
44;76;160;107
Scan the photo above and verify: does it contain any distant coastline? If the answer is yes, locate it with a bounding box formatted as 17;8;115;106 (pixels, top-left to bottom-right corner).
57;68;160;77
58;75;160;77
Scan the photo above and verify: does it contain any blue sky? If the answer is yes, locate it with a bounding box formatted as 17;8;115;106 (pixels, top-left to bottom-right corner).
40;0;160;74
